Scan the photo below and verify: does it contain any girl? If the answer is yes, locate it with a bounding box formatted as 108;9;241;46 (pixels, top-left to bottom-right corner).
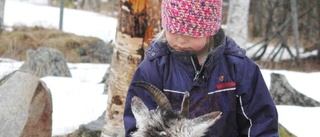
124;0;279;136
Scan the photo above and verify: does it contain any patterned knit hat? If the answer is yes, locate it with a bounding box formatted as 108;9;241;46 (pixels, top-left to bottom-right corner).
162;0;222;37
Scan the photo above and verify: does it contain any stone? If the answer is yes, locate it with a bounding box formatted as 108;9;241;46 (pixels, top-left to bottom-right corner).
0;71;52;137
53;111;106;137
270;73;320;106
19;47;72;78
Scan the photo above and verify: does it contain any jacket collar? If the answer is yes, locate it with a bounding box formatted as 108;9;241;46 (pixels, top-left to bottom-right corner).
145;36;246;66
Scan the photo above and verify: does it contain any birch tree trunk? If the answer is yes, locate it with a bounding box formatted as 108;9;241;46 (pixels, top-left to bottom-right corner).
290;0;300;63
317;0;320;62
226;0;250;48
101;0;162;136
0;0;5;33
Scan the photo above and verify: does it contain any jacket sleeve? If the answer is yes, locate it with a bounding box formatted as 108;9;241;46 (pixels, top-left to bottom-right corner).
123;57;165;137
235;57;279;137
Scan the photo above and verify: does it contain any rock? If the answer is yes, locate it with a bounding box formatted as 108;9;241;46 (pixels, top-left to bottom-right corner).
0;71;53;137
75;111;106;137
80;40;114;63
270;73;320;106
19;47;72;78
0;70;16;86
53;111;106;137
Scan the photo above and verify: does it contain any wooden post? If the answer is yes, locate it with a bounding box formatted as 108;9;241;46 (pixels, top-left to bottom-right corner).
59;0;65;31
101;0;162;136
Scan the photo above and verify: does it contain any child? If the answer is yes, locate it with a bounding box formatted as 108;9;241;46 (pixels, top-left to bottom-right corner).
123;0;279;136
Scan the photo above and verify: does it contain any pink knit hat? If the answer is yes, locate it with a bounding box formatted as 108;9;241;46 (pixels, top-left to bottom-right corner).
162;0;222;37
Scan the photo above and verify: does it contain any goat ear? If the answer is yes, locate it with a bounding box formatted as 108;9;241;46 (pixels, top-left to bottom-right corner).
131;96;150;123
190;111;222;135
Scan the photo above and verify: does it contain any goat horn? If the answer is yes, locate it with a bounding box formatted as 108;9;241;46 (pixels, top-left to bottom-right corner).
132;81;172;110
180;91;190;117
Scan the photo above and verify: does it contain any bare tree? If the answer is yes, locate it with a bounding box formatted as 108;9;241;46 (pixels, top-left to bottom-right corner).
80;0;100;12
101;0;162;136
226;0;250;48
290;0;300;63
248;0;319;66
0;0;5;33
317;0;320;62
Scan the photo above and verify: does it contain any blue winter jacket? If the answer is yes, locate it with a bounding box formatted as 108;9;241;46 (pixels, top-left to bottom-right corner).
123;36;279;137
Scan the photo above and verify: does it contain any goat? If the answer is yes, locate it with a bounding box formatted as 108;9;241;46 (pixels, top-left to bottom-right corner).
130;81;222;137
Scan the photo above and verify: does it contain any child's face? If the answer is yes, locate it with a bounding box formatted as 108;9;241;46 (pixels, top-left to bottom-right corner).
166;31;207;52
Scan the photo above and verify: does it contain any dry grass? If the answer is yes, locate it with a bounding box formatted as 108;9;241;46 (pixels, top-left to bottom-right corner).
257;57;320;72
1;25;319;72
0;25;101;62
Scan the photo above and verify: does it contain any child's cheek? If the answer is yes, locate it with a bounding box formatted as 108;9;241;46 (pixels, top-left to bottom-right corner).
191;41;207;51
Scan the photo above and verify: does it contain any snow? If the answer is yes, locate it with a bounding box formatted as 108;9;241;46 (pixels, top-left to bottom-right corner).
2;1;320;136
277;105;320;137
42;76;107;135
4;0;117;43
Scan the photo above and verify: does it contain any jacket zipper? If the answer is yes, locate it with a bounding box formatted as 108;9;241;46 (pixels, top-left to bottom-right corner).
190;56;204;81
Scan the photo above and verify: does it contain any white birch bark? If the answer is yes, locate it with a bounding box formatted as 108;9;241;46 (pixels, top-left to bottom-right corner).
226;0;250;49
101;0;162;136
0;0;5;33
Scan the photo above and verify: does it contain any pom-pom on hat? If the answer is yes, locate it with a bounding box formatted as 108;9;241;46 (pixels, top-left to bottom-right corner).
161;0;222;37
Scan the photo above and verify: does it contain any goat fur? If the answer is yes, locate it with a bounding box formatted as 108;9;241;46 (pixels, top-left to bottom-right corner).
130;81;222;137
